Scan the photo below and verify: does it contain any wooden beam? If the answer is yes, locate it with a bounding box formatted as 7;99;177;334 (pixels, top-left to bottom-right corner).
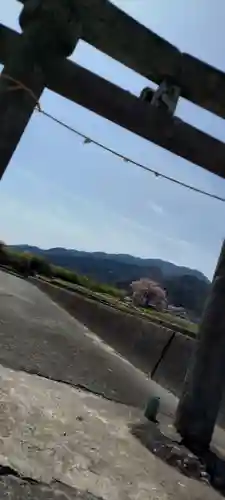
17;0;180;82
0;26;45;178
1;25;225;179
181;53;225;119
0;24;16;63
176;240;225;450
17;0;225;119
47;61;225;179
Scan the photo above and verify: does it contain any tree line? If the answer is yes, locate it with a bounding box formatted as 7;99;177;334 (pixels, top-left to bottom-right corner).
0;242;123;299
0;241;210;318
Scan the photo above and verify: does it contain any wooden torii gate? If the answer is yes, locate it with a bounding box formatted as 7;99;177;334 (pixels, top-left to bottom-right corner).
1;0;225;451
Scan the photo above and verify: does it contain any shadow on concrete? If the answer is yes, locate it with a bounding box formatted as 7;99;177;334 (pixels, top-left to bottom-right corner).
130;419;225;496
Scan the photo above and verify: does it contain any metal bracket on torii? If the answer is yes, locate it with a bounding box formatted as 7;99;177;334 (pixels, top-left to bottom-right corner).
140;80;180;116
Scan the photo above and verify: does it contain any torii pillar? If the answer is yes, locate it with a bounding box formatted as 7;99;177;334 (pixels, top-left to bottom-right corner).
0;0;81;179
175;239;225;451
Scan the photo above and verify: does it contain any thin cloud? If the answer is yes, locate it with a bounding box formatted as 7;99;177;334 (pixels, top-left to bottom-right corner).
147;202;164;215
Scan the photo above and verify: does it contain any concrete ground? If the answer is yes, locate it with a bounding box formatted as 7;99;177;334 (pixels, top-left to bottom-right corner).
0;363;222;500
0;270;223;499
0;271;176;413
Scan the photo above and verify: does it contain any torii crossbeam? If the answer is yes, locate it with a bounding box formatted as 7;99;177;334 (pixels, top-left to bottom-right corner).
18;0;225;119
1;24;225;179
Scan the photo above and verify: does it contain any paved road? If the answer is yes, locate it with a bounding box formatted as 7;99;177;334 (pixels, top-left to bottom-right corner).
0;271;176;414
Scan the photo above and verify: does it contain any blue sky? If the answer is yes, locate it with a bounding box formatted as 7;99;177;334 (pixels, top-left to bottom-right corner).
1;0;225;279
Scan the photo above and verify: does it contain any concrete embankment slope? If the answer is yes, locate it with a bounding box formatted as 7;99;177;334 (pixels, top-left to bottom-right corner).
32;278;194;397
31;277;225;427
0;270;176;411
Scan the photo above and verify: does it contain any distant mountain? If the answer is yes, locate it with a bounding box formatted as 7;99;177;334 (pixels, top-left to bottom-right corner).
10;245;209;283
10;244;210;316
